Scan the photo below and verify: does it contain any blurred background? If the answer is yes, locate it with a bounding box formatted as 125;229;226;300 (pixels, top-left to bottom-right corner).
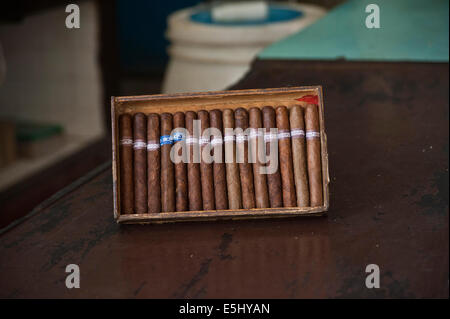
0;0;447;228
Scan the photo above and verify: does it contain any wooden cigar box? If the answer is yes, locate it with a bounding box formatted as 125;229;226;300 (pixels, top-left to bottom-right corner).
111;86;329;224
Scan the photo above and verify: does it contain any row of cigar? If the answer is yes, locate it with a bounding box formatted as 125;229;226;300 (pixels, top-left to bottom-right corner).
118;104;323;214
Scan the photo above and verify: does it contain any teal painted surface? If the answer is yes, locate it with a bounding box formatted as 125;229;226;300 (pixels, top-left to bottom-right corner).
259;0;449;62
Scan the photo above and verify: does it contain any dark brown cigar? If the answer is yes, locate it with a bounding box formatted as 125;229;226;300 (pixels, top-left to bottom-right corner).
173;112;188;212
305;104;323;207
290;106;310;207
133;113;147;213
119;114;134;214
210;109;228;210
275;106;297;207
160;113;175;212
223;109;242;209
147;113;161;214
261;106;283;208
249;107;269;208
185;111;202;211
235;108;255;209
198;110;215;210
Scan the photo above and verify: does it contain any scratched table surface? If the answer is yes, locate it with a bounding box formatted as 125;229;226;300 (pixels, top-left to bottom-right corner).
0;60;448;298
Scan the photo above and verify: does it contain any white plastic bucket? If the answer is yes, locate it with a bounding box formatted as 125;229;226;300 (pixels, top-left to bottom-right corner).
163;2;326;93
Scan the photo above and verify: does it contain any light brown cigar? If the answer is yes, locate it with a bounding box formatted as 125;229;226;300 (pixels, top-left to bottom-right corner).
261;106;283;208
133;113;147;213
173;112;188;212
185;111;202;211
234;108;256;209
275;106;297;207
223;109;242;209
290;106;310;207
160;113;175;212
147;113;161;213
305;104;323;206
119;114;134;214
198;110;215;210
249;107;269;208
210;109;228;210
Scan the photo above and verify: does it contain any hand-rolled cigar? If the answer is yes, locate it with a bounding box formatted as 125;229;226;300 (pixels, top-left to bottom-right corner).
133;113;147;214
249;107;269;208
198;110;215;210
147;113;161;214
275;106;297;207
209;109;228;210
262;106;283;208
234;108;255;209
185;111;202;211
119;114;134;214
305;104;323;207
173;112;188;212
160;113;175;212
223;109;242;210
289;106;310;207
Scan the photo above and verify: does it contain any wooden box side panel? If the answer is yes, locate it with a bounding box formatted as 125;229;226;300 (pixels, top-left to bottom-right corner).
113;87;321;115
117;206;327;224
111;97;120;220
317;86;330;210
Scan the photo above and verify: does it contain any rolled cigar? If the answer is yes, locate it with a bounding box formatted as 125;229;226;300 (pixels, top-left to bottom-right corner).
119;114;134;214
173;112;188;212
209;109;228;210
249;107;269;208
305;104;323;206
234;108;255;209
223;109;242;209
261;106;283;208
147;113;161;213
185;111;203;211
289;106;310;207
133;113;147;213
275;106;297;207
160;113;175;212
198;110;215;210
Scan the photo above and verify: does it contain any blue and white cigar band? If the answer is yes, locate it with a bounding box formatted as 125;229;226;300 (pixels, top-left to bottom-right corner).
199;137;210;146
306;131;320;139
210;137;223;146
186;137;199;145
133;139;147;150
171;132;184;143
264;132;278;142
120;138;133;146
160;135;173;145
249;130;264;140
147;140;160;151
290;129;305;138
277;131;291;140
236;134;248;144
224;134;235;143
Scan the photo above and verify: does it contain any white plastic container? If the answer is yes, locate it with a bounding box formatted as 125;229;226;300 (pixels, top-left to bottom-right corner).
163;2;326;93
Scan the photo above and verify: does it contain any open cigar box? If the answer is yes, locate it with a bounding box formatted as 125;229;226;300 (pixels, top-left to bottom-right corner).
111;86;330;224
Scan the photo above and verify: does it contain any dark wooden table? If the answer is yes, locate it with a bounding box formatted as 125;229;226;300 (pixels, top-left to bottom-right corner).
0;60;448;298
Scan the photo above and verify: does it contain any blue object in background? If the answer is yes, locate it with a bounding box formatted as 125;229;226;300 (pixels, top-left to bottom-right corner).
190;4;302;26
116;0;202;73
259;0;449;62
